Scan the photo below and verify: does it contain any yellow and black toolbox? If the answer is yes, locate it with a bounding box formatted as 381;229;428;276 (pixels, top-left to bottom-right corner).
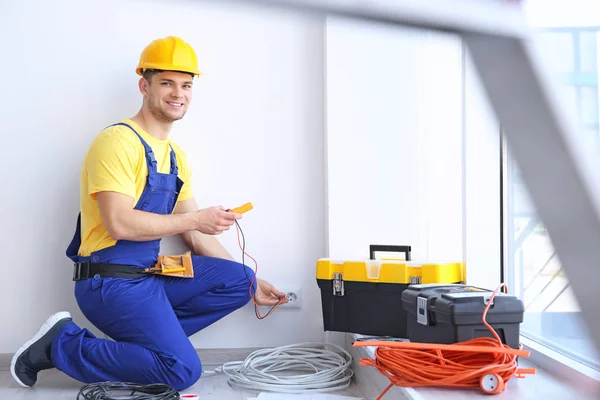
316;245;464;338
401;284;525;349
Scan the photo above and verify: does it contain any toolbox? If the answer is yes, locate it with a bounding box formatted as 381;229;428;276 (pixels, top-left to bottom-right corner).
402;284;524;349
316;245;464;338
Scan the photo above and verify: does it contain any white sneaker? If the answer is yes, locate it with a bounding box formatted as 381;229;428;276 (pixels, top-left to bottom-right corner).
11;311;72;387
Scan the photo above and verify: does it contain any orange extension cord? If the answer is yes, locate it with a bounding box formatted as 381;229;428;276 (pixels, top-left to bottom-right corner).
354;283;537;398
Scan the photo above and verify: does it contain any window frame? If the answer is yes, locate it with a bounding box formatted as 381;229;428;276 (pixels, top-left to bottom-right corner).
501;132;600;386
500;25;600;386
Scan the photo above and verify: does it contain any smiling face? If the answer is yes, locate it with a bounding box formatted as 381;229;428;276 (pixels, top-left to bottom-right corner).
140;70;194;123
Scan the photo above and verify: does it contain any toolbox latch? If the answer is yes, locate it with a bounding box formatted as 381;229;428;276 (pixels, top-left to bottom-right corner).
410;276;422;285
333;272;345;296
417;296;428;325
483;294;494;306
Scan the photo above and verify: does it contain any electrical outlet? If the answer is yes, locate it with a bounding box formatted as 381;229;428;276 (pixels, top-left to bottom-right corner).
278;287;302;309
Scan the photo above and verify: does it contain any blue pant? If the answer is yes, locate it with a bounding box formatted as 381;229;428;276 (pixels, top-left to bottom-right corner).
50;256;255;391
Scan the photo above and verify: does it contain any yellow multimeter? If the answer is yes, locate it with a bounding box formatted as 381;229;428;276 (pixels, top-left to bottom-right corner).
231;202;253;214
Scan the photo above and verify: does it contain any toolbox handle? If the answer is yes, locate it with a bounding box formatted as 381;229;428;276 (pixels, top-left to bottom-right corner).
369;245;411;261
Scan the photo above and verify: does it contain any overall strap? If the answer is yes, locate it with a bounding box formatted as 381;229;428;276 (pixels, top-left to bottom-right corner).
65;212;82;260
109;122;157;173
168;144;178;175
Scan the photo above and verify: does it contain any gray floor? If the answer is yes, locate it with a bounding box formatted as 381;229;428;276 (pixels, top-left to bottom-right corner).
0;367;367;399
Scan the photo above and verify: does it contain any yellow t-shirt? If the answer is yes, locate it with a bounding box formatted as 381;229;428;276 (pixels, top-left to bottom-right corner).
77;119;193;256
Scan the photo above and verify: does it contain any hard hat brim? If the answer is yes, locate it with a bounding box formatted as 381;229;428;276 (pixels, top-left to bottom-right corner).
136;63;202;77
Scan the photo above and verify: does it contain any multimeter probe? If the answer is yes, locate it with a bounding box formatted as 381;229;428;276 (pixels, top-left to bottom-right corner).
227;202;286;319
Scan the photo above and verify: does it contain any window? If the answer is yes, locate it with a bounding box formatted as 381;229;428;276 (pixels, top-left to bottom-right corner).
504;26;600;370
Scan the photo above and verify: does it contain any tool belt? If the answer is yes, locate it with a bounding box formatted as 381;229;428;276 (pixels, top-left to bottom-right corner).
72;252;194;281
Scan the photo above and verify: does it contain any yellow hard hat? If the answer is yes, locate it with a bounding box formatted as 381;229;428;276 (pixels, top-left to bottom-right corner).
136;36;201;77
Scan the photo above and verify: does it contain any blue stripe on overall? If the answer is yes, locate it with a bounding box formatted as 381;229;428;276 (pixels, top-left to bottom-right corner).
53;123;256;391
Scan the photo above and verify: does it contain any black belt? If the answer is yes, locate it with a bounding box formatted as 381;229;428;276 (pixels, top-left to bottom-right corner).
73;262;151;281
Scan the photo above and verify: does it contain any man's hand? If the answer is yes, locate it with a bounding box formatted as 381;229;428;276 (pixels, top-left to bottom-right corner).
254;279;288;306
194;206;242;235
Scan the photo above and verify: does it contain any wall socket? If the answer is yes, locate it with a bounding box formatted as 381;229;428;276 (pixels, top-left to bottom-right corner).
279;287;302;309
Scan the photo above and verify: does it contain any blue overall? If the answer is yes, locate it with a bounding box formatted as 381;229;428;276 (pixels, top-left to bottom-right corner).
51;123;256;391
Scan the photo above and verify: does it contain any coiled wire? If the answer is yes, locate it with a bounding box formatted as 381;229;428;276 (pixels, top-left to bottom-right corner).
77;382;179;400
213;342;354;394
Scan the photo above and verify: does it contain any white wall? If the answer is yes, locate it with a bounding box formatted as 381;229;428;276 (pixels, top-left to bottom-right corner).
325;16;503;291
325;18;464;264
463;48;502;290
0;0;326;353
325;18;425;261
416;32;464;262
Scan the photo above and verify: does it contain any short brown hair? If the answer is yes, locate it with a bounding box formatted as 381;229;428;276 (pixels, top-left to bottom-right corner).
142;69;161;83
142;69;194;83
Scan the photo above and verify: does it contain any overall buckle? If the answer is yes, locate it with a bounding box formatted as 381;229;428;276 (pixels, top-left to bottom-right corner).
73;262;91;281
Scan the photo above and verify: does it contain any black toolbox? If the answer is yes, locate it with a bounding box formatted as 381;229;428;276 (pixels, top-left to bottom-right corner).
316;245;463;339
402;284;524;349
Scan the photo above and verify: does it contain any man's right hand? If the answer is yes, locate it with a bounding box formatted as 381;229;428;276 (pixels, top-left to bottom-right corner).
194;206;243;235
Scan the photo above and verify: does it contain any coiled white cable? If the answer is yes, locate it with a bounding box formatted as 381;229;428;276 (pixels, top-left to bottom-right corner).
207;342;354;394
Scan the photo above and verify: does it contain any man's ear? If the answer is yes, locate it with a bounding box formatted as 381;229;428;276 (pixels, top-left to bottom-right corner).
139;77;149;95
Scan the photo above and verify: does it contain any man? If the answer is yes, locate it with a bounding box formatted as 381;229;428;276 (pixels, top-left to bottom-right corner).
11;36;286;391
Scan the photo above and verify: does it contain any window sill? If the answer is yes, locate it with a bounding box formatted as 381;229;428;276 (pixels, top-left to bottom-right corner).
346;333;600;400
520;336;600;393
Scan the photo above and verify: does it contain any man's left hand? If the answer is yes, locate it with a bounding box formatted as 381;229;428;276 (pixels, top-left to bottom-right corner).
254;279;287;306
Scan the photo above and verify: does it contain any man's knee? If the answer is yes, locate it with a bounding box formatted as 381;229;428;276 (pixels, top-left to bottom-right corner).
236;263;256;305
238;263;255;286
163;350;202;391
222;259;255;295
